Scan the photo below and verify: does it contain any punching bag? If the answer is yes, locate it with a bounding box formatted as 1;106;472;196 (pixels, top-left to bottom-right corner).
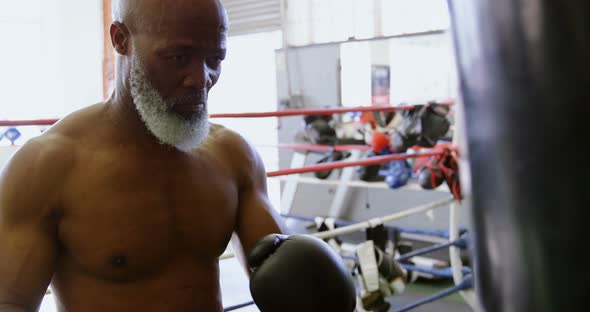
448;0;590;311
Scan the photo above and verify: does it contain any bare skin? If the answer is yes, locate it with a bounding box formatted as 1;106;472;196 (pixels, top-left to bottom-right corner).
0;0;284;311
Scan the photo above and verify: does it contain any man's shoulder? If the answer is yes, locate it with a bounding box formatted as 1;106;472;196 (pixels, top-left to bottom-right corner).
205;123;267;184
207;123;255;158
209;123;244;143
4;133;76;180
46;103;106;141
0;104;105;181
0;136;75;220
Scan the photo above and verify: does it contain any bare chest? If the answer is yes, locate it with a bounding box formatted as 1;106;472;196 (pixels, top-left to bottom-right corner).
57;147;238;280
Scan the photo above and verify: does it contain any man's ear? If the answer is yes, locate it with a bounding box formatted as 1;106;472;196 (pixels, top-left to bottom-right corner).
110;22;130;55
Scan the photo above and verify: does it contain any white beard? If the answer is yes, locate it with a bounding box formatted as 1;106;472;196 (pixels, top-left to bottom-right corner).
129;54;210;151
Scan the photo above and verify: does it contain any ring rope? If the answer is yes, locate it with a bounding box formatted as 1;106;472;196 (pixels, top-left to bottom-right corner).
219;196;455;260
283;213;467;239
223;300;255;312
395;238;466;262
312;197;454;240
211;100;453;118
276;176;448;191
261;143;458;153
399;264;471;279
266;150;447;178
0;100;454;127
392;276;473;312
0;119;57;127
209;103;417;118
260;144;371;152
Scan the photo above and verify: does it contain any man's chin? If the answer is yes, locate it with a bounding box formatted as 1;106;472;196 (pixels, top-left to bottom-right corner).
148;118;210;151
176;111;204;121
174;124;211;152
169;107;207;121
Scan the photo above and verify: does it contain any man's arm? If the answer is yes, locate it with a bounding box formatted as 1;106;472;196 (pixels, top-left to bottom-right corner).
0;139;65;311
227;133;288;277
221;130;357;311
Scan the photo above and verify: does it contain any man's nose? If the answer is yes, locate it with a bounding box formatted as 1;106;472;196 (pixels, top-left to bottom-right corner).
183;61;213;90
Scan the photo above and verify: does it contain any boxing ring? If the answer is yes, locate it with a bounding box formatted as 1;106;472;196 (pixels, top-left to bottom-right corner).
3;0;585;309
1;100;476;312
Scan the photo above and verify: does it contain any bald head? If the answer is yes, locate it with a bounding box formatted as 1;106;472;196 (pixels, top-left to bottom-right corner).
112;0;228;34
111;0;129;23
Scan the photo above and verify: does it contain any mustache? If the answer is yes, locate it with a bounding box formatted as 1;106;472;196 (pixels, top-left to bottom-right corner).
169;91;208;106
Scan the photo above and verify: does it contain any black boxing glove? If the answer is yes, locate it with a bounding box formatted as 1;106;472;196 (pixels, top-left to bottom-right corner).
305;118;337;145
417;103;451;147
418;167;445;189
390;103;451;152
248;234;357;312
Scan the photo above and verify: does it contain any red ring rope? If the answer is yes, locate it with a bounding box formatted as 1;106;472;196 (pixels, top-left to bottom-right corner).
264;143;458;154
209;103;431;118
272;144;371;152
266;150;447;177
1;119;455;179
0;119;58;127
0;101;453;127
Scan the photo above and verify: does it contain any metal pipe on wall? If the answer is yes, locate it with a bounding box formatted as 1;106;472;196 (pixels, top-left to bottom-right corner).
447;0;589;311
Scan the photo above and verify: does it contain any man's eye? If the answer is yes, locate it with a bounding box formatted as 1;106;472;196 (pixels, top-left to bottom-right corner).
207;57;223;68
169;55;190;65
